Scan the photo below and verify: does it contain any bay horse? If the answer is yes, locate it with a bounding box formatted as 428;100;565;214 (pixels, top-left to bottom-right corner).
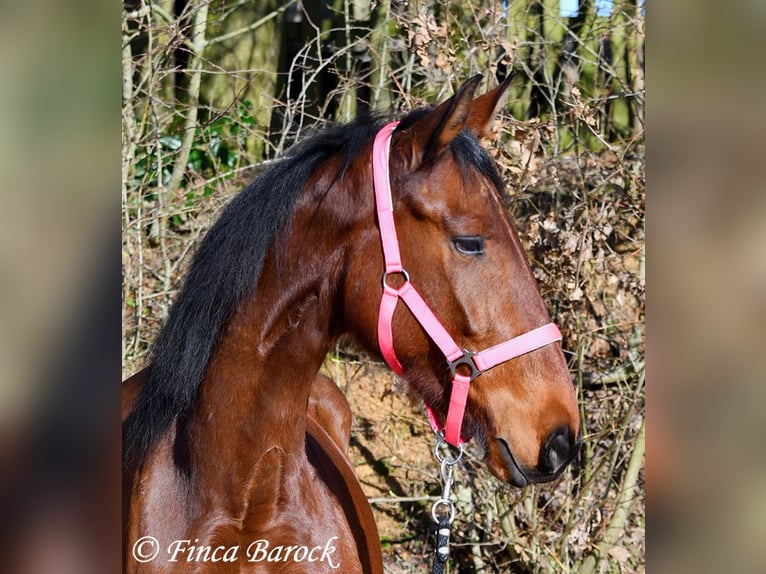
123;75;581;573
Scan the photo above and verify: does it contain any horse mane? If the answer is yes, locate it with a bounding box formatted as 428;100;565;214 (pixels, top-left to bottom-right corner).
123;116;385;466
123;109;506;468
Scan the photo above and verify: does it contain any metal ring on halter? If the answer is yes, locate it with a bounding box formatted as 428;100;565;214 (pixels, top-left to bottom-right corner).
434;436;463;465
431;498;456;524
381;268;410;290
447;348;481;381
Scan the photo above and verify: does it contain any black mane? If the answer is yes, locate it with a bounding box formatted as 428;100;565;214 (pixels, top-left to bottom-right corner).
123;116;385;466
123;110;505;467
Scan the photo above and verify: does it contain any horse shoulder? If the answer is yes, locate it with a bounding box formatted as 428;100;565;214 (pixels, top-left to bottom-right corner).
307;373;352;452
305;417;384;574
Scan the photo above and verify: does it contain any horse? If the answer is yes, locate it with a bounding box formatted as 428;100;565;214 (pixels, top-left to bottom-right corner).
122;75;581;573
123;370;380;573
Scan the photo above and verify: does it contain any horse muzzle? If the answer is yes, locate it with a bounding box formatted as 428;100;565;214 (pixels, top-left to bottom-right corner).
489;426;581;487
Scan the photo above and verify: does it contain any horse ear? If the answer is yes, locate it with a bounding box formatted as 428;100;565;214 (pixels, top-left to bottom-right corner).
400;75;482;167
466;74;513;139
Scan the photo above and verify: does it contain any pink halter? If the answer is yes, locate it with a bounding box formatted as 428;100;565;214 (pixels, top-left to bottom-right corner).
372;121;563;446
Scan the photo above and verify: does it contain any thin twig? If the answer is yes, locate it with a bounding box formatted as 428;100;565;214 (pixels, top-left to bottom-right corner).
165;0;209;197
578;417;645;574
205;0;299;47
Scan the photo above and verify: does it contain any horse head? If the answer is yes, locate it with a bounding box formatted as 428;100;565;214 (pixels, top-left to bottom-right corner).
344;76;581;486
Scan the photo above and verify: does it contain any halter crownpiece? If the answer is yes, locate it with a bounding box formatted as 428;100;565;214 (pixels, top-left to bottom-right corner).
372;121;563;447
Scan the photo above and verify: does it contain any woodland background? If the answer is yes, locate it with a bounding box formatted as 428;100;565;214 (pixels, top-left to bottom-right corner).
122;1;645;572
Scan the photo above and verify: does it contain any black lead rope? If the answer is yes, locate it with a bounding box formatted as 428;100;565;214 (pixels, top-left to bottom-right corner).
429;436;462;574
431;514;451;574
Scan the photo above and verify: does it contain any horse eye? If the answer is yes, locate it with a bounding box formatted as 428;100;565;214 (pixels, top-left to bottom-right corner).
452;236;485;256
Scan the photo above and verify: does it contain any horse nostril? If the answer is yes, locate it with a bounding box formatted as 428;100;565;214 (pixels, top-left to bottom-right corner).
539;426;577;474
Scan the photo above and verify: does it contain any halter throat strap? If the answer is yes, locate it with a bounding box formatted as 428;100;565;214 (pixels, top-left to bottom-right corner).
372;122;562;446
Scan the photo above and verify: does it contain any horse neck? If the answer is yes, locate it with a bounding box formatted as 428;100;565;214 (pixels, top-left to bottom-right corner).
182;163;368;495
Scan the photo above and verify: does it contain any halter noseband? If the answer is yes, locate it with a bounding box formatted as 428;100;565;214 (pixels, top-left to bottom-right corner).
372;121;563;447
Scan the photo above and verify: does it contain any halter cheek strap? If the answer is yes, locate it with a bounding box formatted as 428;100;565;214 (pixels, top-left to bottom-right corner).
372;122;562;446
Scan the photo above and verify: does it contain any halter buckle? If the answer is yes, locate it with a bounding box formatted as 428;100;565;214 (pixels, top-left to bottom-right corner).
447;349;481;381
